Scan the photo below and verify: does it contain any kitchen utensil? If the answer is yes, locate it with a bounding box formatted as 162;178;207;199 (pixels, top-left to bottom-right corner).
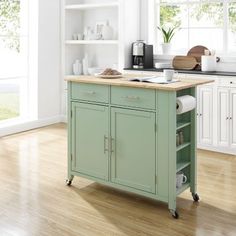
163;69;178;81
187;45;209;62
73;60;82;75
82;54;89;75
172;56;199;70
88;67;103;75
188;45;209;70
102;20;113;40
201;55;217;72
155;62;172;69
176;172;187;189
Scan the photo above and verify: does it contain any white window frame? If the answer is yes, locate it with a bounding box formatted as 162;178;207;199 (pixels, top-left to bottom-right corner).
0;0;30;125
149;0;236;56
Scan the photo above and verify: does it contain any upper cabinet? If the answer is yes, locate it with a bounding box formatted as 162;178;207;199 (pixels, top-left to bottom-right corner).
61;0;140;76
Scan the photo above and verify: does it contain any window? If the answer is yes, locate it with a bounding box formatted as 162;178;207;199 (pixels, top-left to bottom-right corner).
153;0;236;55
0;0;29;123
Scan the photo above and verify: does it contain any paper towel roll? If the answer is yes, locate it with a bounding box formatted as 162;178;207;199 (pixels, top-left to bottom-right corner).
176;95;196;114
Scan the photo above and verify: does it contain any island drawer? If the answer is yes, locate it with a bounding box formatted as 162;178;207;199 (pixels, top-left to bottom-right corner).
71;83;109;103
111;86;156;109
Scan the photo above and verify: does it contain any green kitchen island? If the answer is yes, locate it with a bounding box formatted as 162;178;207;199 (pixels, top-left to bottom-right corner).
65;74;213;218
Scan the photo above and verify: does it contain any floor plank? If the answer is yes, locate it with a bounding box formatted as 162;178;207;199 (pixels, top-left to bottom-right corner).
0;123;235;236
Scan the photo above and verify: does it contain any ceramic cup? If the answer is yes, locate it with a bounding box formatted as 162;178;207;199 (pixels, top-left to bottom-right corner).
163;69;178;81
176;172;187;189
77;33;83;40
72;34;78;40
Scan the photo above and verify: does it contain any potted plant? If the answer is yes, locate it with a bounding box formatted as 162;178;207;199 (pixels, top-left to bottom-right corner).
158;26;178;54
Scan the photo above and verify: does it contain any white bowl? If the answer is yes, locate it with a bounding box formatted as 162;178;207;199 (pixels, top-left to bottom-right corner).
88;67;103;75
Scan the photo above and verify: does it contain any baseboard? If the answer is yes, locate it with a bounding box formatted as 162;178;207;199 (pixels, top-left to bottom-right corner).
197;144;236;156
0;115;65;137
60;115;67;123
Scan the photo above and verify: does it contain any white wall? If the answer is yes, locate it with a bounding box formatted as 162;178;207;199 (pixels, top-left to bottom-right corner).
38;0;61;119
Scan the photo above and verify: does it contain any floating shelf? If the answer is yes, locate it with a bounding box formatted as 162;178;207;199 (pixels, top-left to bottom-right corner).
176;121;191;130
176;142;191;152
65;40;119;45
176;182;190;196
176;161;190;173
65;3;119;10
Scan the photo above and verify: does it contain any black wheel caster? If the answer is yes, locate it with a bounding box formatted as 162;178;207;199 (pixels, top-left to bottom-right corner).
192;193;200;202
170;210;179;219
66;179;72;186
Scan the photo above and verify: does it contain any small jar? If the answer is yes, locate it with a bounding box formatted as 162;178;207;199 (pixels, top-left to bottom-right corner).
176;133;180;146
179;131;184;145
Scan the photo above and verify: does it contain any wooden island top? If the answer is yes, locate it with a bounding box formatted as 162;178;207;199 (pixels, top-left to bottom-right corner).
65;74;214;91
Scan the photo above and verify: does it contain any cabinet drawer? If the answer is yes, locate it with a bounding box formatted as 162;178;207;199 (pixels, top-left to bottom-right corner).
111;86;156;109
71;83;109;103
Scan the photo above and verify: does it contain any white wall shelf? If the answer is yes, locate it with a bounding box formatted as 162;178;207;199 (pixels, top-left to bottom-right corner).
65;3;119;10
65;40;119;45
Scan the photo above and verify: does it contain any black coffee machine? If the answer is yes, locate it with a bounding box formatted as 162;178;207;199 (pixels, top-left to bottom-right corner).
132;41;153;69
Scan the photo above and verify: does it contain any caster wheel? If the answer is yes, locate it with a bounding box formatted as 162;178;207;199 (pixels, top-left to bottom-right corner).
66;179;72;186
170;210;179;219
192;193;200;202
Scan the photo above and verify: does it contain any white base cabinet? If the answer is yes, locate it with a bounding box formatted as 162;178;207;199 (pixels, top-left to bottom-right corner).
197;86;213;146
217;88;236;150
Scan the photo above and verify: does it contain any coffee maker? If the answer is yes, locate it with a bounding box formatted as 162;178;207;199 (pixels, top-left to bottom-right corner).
132;41;153;69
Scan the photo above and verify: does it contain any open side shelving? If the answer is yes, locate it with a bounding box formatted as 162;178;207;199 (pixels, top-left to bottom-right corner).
176;161;191;173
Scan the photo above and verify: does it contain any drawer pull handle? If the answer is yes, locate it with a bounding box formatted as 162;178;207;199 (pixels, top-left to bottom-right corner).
104;135;109;154
110;137;115;153
123;95;140;100
84;91;96;95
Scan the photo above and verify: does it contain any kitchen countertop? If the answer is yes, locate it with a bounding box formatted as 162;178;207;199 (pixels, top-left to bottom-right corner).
65;74;214;91
124;68;236;77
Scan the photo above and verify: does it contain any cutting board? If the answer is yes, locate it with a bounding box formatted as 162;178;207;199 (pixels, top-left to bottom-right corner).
187;45;209;62
172;56;199;70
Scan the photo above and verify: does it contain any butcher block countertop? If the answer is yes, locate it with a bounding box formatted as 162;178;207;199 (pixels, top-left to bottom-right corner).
65;74;214;91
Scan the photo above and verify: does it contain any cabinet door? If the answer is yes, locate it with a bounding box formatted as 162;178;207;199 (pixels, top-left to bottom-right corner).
111;108;156;193
217;88;230;147
199;87;213;145
71;102;109;180
230;89;236;149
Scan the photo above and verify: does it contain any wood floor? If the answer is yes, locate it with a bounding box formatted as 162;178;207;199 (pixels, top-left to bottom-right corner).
0;124;235;236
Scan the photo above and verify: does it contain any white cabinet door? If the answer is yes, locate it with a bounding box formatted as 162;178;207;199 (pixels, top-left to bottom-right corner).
199;87;213;145
230;89;236;149
217;88;230;147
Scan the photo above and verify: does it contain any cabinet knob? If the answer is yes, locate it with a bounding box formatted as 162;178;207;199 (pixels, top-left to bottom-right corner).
229;117;232;120
230;81;233;84
226;117;229;120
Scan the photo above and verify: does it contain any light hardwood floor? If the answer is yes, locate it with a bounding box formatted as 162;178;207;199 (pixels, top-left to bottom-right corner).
0;123;235;236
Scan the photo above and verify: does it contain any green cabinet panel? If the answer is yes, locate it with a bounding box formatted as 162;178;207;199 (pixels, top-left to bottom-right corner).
71;82;109;103
71;102;109;180
111;108;156;193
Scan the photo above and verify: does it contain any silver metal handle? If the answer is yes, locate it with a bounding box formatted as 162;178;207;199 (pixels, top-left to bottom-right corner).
104;135;109;154
84;91;96;95
123;95;140;100
110;137;115;153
